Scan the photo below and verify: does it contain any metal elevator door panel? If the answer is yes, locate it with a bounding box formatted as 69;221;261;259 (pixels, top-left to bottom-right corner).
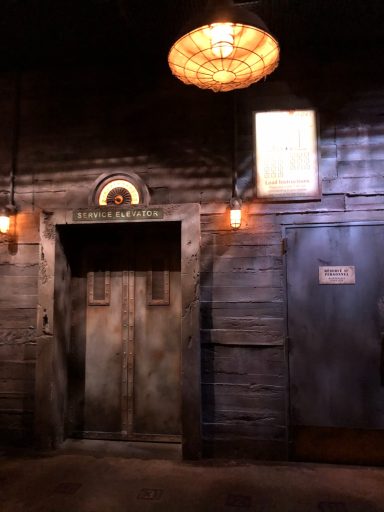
67;223;181;442
133;234;182;437
84;270;123;433
286;224;384;464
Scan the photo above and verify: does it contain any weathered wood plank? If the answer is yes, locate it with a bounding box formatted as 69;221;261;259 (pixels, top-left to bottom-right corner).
319;157;337;179
200;270;282;288
0;244;39;265
0;361;35;380
0;411;33;429
323;176;384;194
337;143;384;161
320;145;337;159
170;187;231;204
201;301;284;320
213;232;281;246
0;378;35;393
336;124;384;145
201;328;284;346
0;263;38;276
201;286;283;303
203;422;286;440
23;191;68;210
201;314;284;332
338;160;384;177
13;212;40;244
202;383;285;411
204;407;286;424
201;256;282;273
201;203;228;215
319;124;336;144
0;309;37;329
200;214;232;232
345;195;384;211
0;392;34;411
277;210;384;226
212;244;282;257
0;276;38;295
0;295;37;308
248;195;345;215
0;342;36;360
202;345;285;379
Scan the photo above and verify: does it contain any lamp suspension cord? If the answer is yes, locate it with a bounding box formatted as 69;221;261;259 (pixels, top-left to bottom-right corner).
10;71;21;208
232;90;238;198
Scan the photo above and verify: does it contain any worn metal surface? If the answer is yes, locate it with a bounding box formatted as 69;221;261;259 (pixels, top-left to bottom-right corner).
286;224;384;461
68;223;181;440
134;234;181;436
84;270;123;432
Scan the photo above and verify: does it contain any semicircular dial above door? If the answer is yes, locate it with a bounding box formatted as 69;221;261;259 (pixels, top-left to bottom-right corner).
91;172;150;207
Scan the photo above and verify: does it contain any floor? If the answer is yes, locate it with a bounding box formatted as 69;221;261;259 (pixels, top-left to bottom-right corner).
0;440;384;512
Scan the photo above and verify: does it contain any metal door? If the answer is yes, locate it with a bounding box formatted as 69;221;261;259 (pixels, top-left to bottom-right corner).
286;224;384;464
67;223;181;442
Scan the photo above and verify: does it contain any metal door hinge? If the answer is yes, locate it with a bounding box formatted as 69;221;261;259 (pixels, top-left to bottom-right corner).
281;237;288;255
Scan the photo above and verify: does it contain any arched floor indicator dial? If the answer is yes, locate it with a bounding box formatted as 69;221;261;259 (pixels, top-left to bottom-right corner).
98;179;140;206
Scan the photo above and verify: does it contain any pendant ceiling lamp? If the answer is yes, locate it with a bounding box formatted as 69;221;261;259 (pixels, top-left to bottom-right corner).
168;0;279;92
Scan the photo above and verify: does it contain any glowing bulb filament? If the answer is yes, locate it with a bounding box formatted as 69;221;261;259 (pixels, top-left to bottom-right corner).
210;23;234;58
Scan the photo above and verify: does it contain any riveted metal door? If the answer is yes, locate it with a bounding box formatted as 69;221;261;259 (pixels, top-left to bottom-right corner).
67;223;181;442
286;224;384;464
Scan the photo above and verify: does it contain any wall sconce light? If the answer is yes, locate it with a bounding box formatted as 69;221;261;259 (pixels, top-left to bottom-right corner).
0;207;11;234
0;205;16;235
168;0;279;92
230;197;242;229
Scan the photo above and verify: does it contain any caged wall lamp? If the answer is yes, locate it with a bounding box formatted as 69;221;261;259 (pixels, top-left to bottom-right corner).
0;205;16;235
0;207;11;234
168;0;280;92
229;196;242;229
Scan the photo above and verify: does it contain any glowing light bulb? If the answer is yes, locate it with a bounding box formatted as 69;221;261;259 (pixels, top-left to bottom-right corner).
0;213;10;234
230;198;242;229
210;23;234;58
230;208;241;229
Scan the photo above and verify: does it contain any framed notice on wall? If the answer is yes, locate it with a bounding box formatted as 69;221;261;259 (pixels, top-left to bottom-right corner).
254;109;320;200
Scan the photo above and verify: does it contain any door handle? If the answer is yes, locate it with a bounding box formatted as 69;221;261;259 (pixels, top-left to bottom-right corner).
381;333;384;386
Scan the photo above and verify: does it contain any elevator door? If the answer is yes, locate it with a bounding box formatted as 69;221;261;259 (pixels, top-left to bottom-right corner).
287;224;384;464
67;223;181;442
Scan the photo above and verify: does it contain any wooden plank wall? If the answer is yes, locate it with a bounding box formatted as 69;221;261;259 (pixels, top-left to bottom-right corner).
0;61;384;456
0;212;39;443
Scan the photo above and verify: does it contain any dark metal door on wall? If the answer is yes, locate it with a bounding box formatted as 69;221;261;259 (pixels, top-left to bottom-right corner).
67;223;181;442
286;224;384;464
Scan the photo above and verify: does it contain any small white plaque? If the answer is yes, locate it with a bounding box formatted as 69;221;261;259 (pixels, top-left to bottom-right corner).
319;266;356;285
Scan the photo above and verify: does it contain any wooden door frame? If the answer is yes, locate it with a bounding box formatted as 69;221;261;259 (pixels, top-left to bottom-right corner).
34;204;202;459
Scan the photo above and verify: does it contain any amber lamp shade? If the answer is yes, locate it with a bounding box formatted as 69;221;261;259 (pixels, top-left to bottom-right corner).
168;0;279;92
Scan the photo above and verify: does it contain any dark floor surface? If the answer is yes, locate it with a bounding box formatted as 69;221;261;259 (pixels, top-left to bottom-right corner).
1;440;384;512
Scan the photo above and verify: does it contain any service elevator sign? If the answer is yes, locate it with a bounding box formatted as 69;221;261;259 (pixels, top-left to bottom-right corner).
319;266;356;285
73;207;164;222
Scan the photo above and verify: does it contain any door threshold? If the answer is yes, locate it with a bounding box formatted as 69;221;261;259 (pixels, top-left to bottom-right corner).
59;438;182;460
291;426;384;466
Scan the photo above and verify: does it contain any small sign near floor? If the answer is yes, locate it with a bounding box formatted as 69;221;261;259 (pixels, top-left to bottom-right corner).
319;266;356;285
